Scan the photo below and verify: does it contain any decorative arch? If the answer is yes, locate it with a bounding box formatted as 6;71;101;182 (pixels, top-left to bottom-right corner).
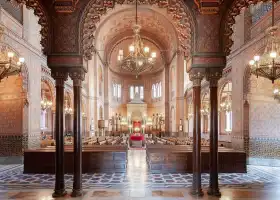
8;0;50;54
219;80;232;102
221;0;272;55
41;76;55;102
80;0;195;60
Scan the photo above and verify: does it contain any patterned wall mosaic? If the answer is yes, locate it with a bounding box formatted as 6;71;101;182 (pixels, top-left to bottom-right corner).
0;134;40;156
249;137;280;159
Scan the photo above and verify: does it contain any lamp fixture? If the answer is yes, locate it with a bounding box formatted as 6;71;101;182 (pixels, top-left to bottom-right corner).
273;86;280;100
0;51;24;82
249;0;280;83
220;94;232;112
117;0;157;78
41;90;52;111
201;106;209;115
64;99;73;114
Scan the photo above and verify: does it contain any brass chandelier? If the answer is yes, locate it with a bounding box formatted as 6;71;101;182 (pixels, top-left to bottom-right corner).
0;51;25;82
249;0;280;83
220;94;232;112
41;90;52;110
117;0;156;78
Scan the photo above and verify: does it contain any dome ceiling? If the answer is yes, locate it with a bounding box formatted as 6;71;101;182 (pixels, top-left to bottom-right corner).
92;4;192;75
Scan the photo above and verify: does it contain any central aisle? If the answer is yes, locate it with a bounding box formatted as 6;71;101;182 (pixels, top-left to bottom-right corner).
126;149;148;187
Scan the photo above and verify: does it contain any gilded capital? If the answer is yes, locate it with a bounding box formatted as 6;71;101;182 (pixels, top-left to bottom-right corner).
51;69;68;87
189;72;204;87
69;68;85;87
206;69;223;87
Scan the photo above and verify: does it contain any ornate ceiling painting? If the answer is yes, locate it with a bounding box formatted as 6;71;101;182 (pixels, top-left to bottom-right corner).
81;0;194;61
96;7;175;52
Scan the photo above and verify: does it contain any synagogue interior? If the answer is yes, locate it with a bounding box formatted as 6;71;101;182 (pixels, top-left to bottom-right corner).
0;0;280;199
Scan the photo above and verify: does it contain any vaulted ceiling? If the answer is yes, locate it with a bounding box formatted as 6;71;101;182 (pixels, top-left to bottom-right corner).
94;5;188;75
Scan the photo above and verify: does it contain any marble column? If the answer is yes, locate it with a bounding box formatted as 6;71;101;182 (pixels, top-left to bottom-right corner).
190;73;204;197
70;70;85;197
51;71;68;198
207;75;221;196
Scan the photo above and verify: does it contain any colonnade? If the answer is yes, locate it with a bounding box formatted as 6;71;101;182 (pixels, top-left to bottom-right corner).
51;68;85;197
190;70;222;196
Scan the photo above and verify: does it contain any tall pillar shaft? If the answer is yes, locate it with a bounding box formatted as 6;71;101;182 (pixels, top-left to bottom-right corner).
207;76;221;197
190;74;204;197
70;71;85;197
52;73;68;198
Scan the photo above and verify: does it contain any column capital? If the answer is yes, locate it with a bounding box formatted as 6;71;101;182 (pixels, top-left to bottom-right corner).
69;68;86;87
51;68;68;86
205;68;223;87
189;70;205;87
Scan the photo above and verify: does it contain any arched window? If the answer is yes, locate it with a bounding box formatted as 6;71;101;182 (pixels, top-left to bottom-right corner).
152;82;162;99
156;83;160;97
113;84;117;97
130;85;144;100
159;82;162;97
130;86;134;99
117;84;121;98
140;86;144;99
113;83;121;99
219;82;232;133
153;84;157;98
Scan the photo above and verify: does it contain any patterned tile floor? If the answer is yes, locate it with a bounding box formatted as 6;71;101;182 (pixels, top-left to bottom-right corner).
0;150;280;191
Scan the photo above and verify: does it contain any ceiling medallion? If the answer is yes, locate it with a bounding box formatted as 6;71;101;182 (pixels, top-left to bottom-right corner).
117;0;156;78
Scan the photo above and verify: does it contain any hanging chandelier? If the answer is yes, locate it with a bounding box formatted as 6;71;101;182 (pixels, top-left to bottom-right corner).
273;87;280;100
249;0;280;83
220;94;232;112
201;105;209;115
0;51;25;82
117;0;156;78
41;90;52;111
64;99;73;114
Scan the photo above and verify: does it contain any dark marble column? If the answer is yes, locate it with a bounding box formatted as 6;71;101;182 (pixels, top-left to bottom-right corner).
70;70;85;197
190;73;204;197
208;76;221;196
51;71;68;198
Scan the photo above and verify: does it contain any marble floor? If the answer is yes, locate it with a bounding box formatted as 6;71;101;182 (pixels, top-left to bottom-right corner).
1;150;280;199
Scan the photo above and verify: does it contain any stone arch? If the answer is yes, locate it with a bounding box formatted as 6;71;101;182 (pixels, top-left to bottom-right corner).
41;76;55;102
7;0;51;54
219;80;232;102
220;0;272;55
80;0;196;61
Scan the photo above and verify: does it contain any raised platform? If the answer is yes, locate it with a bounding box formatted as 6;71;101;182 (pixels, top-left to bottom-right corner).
146;145;247;173
24;146;127;174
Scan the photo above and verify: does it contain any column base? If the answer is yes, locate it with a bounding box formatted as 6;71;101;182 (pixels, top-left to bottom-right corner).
52;190;67;198
207;188;221;197
190;189;204;197
71;189;83;197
